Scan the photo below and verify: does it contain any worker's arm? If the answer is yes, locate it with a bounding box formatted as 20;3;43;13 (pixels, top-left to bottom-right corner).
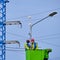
24;43;29;50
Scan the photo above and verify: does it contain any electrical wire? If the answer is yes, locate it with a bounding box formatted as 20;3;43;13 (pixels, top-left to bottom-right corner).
6;49;25;52
35;33;60;38
6;31;60;39
7;7;60;20
0;47;25;51
6;41;60;52
6;31;28;38
28;7;60;16
40;40;60;47
36;36;60;40
5;42;60;51
6;47;24;49
6;29;60;37
0;39;59;52
5;39;60;51
1;29;60;48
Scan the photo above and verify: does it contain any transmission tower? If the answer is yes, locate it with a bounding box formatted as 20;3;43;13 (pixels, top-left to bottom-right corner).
0;0;22;60
0;0;9;60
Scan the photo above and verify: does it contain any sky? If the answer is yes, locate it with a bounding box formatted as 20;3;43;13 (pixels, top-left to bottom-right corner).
6;0;60;60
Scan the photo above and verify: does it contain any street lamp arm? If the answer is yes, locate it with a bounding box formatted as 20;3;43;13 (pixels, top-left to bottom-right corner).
32;12;57;27
32;16;49;27
29;12;57;39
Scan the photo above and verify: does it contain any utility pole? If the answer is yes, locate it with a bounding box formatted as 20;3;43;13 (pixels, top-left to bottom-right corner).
28;12;57;39
0;0;22;60
29;22;32;40
28;16;32;40
0;0;9;60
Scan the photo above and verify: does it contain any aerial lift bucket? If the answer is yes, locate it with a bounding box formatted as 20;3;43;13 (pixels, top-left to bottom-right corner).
25;49;52;60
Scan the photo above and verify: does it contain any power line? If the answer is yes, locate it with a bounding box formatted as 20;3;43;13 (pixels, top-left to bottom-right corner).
1;29;60;48
40;40;60;48
36;36;60;40
6;47;24;49
6;31;28;38
28;7;60;16
6;31;60;39
6;47;25;51
6;49;25;52
35;33;60;38
6;43;60;51
6;40;60;51
7;7;60;20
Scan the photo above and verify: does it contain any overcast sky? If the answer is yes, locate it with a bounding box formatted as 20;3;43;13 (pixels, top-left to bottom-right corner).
6;0;60;60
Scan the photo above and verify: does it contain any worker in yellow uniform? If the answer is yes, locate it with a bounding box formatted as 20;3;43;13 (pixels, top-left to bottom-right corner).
31;38;38;50
24;40;31;50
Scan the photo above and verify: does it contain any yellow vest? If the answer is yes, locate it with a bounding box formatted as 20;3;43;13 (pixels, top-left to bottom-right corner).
31;43;38;49
24;43;30;50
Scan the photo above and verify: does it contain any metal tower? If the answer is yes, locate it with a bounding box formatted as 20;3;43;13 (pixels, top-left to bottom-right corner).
0;0;22;60
0;0;9;60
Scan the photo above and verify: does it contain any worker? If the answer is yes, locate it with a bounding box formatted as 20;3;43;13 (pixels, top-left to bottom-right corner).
24;40;31;50
31;38;38;50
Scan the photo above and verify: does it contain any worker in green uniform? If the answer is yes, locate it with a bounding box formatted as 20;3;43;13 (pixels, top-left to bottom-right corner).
24;40;31;50
31;38;38;50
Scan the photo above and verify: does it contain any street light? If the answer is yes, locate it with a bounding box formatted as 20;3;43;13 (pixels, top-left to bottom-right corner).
32;12;57;27
6;40;20;47
49;12;57;17
0;21;22;28
29;12;57;39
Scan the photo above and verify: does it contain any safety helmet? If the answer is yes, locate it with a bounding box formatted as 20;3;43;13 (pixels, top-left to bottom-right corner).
31;38;34;42
26;40;30;43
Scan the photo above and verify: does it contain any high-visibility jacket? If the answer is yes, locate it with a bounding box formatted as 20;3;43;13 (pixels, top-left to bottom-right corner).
24;43;31;50
31;42;38;50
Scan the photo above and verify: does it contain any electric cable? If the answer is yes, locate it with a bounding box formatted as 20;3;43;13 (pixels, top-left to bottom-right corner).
6;31;28;38
7;7;60;20
6;49;25;52
40;40;60;47
6;47;24;49
6;31;60;40
35;36;60;40
0;28;60;49
35;33;60;38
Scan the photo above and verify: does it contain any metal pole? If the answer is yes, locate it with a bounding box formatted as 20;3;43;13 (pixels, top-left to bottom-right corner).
28;12;57;40
32;12;57;27
29;23;32;39
28;16;32;39
32;16;49;27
